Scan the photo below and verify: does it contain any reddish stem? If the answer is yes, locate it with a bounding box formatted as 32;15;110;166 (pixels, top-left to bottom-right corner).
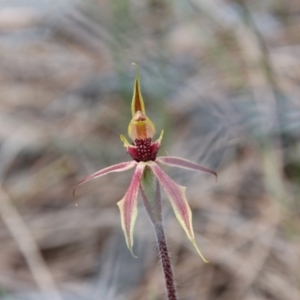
154;223;177;300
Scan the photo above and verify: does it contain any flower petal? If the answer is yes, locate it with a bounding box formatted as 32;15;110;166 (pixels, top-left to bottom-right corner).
73;161;137;199
117;162;146;257
156;156;217;180
149;161;209;262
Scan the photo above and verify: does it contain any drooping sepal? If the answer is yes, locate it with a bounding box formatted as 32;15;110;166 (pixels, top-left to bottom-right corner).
117;162;146;257
149;161;209;263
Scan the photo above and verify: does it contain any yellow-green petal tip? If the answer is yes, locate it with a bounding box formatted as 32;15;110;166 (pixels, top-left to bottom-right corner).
191;238;209;263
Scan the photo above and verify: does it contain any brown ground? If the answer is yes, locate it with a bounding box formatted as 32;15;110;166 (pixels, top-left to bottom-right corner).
0;1;300;299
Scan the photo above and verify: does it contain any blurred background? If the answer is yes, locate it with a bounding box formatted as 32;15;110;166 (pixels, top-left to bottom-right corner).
0;0;300;299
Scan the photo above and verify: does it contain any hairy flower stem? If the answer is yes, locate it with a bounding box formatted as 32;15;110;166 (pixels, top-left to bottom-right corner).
154;222;177;300
141;167;178;299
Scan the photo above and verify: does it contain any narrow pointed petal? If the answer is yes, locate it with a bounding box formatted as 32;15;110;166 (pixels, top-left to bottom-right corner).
157;130;164;144
117;162;146;257
131;63;145;116
120;134;131;147
73;161;137;198
157;156;217;180
149;161;209;262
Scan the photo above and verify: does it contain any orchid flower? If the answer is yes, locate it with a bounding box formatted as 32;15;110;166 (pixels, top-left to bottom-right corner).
73;64;216;263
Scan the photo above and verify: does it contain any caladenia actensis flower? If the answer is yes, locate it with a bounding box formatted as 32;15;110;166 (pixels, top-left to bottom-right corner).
73;64;217;300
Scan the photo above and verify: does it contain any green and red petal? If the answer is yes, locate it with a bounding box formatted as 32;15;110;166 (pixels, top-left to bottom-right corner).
117;162;146;257
148;161;209;262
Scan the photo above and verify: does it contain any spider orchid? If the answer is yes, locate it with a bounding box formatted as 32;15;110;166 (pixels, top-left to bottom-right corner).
73;64;216;262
